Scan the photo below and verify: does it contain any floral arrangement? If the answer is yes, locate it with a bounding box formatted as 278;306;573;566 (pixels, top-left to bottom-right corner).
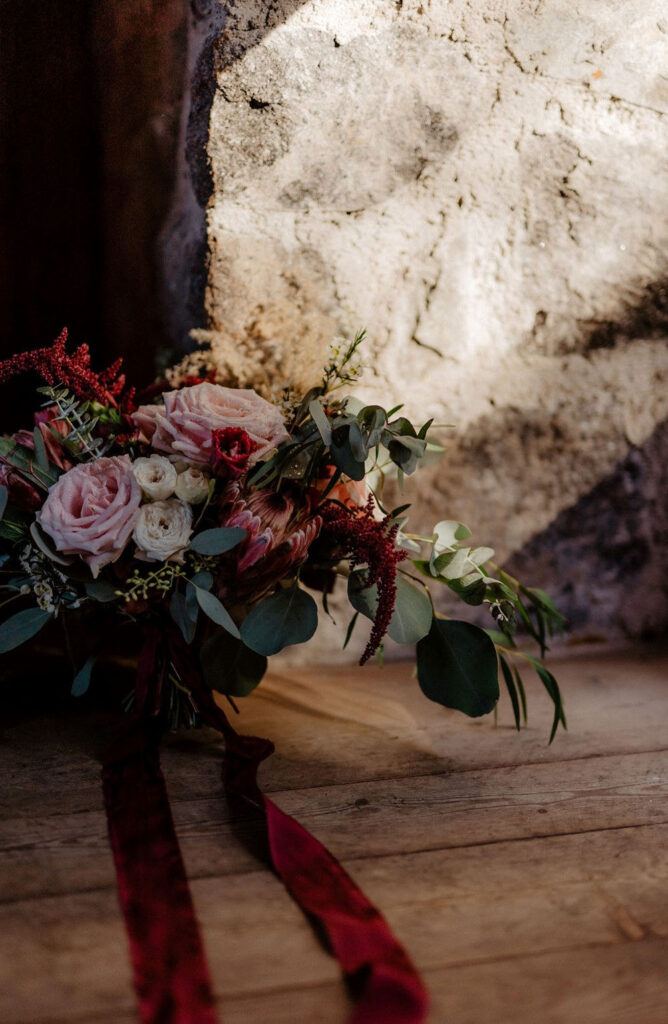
0;328;565;738
0;328;568;1024
0;328;566;738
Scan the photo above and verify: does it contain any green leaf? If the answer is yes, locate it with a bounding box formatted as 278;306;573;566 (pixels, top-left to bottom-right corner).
308;398;333;446
85;579;119;603
30;522;74;566
189;527;246;556
499;654;521;731
0;505;28;541
170;590;197;644
343;611;359;649
347;570;378;621
71;655;96;697
330;426;366;481
0;484;7;522
32;427;49;471
192;586;240;638
241;586;318;656
191;570;213;591
433;520;472;549
0;607;53;654
200;631;267;697
416;617;499;717
514;666;528;724
388;578;432;645
357;405;386;448
348;572;432;646
445;576;487;605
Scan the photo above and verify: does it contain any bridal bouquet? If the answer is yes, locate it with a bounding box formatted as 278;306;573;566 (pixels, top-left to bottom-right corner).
0;328;565;736
0;328;566;1024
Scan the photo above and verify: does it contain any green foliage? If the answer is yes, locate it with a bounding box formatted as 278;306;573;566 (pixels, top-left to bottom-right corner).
0;484;7;522
189;527;246;556
348;570;432;646
85;579;119;603
0;607;53;654
37;385;117;461
71;655;96;697
191;583;240;638
30;521;73;567
241;585;318;656
200;631;267;697
0;505;29;542
416;617;499;717
120;563;186;602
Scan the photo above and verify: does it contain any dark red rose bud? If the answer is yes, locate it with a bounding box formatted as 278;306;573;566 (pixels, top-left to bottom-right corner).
211;427;258;480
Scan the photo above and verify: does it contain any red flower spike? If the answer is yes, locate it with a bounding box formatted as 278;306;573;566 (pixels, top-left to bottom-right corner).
0;328;128;405
320;498;406;664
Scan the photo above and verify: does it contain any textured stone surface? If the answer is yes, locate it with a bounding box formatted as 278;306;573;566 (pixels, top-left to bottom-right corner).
169;0;668;643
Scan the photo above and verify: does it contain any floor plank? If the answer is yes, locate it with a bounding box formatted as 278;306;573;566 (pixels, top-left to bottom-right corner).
1;645;666;1022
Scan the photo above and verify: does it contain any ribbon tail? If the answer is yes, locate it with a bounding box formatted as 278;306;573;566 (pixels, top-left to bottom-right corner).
263;796;429;1024
102;734;219;1024
169;629;430;1023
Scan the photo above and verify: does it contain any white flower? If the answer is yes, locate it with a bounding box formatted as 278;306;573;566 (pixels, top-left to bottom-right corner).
132;499;193;563
175;467;210;505
132;455;177;501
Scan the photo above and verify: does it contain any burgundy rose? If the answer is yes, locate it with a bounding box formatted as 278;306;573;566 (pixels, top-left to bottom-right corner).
211;428;258;481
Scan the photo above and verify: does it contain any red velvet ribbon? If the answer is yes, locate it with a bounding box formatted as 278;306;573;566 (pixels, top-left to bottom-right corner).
103;628;429;1024
103;732;218;1024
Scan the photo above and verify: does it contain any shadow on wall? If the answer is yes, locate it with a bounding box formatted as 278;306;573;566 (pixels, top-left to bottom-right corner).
0;0;312;430
505;416;668;641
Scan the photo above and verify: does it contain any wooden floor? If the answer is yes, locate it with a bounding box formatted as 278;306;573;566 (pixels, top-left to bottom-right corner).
1;645;666;1023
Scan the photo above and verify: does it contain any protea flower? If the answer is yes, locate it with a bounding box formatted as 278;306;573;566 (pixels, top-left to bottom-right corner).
217;483;322;597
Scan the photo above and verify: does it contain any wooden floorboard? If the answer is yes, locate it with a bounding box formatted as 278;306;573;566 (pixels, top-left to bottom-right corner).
1;646;666;1022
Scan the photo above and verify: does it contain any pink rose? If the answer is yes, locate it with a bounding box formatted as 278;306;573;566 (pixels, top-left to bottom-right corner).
132;404;162;444
134;382;289;466
38;455;142;577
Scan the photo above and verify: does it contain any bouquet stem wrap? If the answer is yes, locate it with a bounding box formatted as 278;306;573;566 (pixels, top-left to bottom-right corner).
102;627;429;1024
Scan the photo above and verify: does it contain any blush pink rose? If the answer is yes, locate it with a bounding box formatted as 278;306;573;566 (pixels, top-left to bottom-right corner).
132;404;162;444
134;382;289;466
38;455;142;577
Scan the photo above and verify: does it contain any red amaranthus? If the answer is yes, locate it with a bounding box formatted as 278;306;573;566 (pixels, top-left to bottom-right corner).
320;497;406;664
0;328;129;405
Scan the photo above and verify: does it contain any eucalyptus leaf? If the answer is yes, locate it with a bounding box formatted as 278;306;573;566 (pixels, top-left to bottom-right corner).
189;527;246;556
386;577;432;645
192;586;240;638
170;590;197;644
445;576;487;606
330;429;366;481
85;579;119;603
347;571;432;645
30;521;74;566
200;631;267;697
0;607;53;654
416;617;499;717
433;520;472;550
241;586;318;656
308;398;333;446
71;655;96;697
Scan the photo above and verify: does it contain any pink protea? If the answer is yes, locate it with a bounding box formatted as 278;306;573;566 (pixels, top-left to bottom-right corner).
218;483;321;595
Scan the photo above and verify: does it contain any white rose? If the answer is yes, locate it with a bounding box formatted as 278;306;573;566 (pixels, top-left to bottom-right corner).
133;499;193;563
132;455;177;501
175;467;210;505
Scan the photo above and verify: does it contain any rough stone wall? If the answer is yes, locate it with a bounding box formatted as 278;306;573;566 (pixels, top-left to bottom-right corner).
165;0;668;642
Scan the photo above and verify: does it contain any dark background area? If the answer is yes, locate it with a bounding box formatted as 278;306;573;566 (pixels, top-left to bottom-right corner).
0;1;189;430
